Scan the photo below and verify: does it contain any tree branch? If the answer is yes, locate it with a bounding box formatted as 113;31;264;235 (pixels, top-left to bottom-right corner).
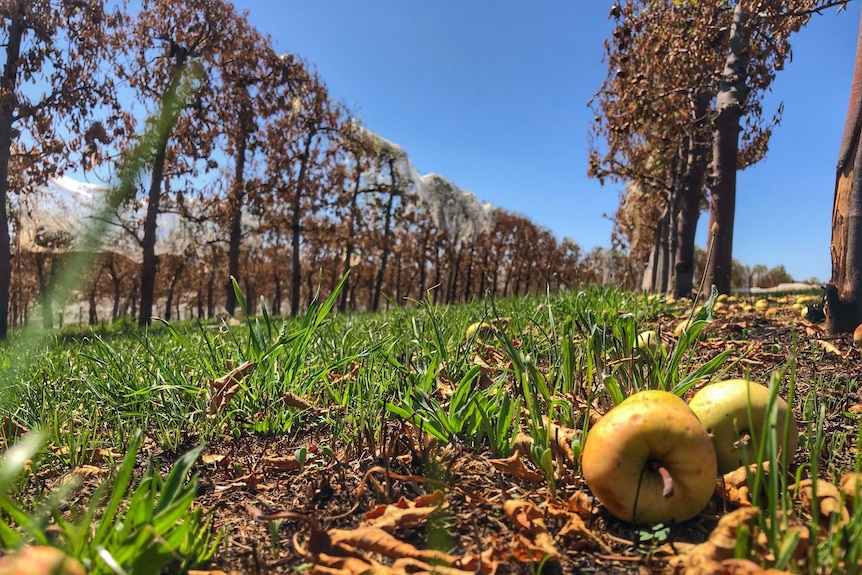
757;0;856;20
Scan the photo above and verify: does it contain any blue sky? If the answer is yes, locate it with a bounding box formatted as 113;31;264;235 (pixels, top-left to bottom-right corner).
233;1;860;283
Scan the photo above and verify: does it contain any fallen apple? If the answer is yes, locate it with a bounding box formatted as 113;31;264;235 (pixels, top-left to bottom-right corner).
635;330;664;360
854;323;862;347
621;388;693;414
465;321;496;341
581;391;717;524
688;379;799;475
0;546;85;575
673;319;693;337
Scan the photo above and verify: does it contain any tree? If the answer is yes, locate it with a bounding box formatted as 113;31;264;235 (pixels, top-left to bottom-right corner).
210;20;272;316
593;1;826;298
0;0;121;337
826;2;862;334
116;0;241;326
590;1;724;298
705;0;829;294
261;56;345;316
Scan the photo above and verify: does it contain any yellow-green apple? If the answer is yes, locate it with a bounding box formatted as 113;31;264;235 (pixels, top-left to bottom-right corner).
581;391;717;524
688;379;799;474
621;389;693;414
636;330;664;360
674;319;694;337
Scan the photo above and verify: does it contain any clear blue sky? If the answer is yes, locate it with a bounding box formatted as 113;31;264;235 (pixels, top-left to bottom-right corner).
233;1;860;283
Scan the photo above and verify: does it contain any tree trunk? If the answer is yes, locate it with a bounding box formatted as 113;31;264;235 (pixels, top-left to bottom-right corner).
371;187;396;312
88;281;98;325
290;133;315;316
339;168;362;312
673;93;712;298
706;3;749;296
225;118;249;316
827;8;862;334
0;2;25;339
657;206;672;293
36;255;52;329
139;139;168;326
164;260;184;321
445;241;463;304
108;257;122;321
273;271;282;315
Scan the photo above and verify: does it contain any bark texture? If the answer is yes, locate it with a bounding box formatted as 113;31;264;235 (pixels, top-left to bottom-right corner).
706;3;750;295
673;92;712;298
826;9;862;334
0;1;25;338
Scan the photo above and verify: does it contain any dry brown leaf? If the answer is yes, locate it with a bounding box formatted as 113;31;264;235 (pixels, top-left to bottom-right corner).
280;391;327;415
201;453;230;468
54;464;104;492
795;478;850;528
564;490;598;517
363;490;445;532
503;499;559;563
543;417;580;469
322;526;460;566
261;455;301;473
720;559;792;575
489;451;544;484
718;462;770;507
392;557;486;575
671;507;760;573
307;553;397;575
0;418;28;441
815;339;842;356
435;364;455;400
207;360;256;415
840;473;862;508
51;446;122;464
326;361;360;387
473;340;511;369
545;502;612;553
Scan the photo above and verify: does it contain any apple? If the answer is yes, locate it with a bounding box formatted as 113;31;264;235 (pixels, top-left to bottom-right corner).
854;323;862;347
688;379;799;475
465;321;493;340
0;546;85;575
621;388;693;414
581;391;717;524
754;299;769;312
636;330;664;360
673;319;693;337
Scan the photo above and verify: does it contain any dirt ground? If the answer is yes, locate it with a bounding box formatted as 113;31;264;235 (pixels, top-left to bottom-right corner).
63;297;862;574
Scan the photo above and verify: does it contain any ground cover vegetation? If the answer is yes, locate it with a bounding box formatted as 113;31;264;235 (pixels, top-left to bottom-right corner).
0;281;859;574
4;0;862;574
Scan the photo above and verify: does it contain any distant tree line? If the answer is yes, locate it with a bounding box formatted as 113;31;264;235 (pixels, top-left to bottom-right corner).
1;0;615;331
0;1;813;331
589;0;837;299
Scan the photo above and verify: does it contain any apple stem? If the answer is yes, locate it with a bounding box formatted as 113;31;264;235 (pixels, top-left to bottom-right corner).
649;460;674;498
734;432;752;449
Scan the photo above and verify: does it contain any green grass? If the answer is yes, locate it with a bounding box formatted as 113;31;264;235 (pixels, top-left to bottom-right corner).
0;281;859;572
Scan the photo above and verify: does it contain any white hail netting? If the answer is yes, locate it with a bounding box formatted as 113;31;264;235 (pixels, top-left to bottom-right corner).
18;132;492;259
361;130;494;240
17;176;263;262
